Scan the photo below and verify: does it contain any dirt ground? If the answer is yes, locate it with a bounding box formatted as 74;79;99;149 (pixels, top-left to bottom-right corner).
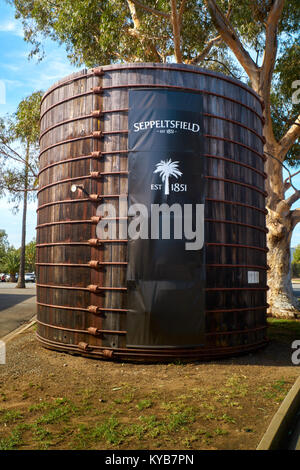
0;320;299;450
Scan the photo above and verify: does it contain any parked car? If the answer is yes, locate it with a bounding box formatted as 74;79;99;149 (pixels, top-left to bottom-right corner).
24;272;36;283
0;273;6;282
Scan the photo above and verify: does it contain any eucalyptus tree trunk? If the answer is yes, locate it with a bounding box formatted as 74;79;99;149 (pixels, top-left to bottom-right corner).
204;0;300;318
16;143;29;289
265;145;299;317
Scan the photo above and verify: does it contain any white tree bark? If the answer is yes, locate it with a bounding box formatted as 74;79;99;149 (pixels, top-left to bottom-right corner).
267;211;298;318
205;0;300;318
265;145;300;317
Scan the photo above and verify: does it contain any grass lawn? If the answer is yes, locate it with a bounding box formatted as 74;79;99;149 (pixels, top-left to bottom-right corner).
0;318;299;450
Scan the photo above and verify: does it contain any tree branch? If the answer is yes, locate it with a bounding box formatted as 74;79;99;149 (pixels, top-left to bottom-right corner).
276;189;300;218
258;0;285;145
1;185;37;193
0;141;25;162
203;58;242;80
204;0;259;86
0;148;24;165
226;1;232;20
188;35;221;64
292;208;300;229
126;0;162;62
178;0;188;24
285;190;300;209
0;144;38;178
129;0;170;18
261;0;285;88
278;114;300;160
170;0;182;63
127;0;141;29
284;169;300;192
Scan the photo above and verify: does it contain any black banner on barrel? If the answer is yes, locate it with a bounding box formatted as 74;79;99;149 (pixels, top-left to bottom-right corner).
126;89;205;348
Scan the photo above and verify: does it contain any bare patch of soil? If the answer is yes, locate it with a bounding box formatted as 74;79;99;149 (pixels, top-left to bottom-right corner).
0;321;299;450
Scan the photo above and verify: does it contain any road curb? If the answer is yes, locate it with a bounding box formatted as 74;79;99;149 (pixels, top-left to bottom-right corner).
257;374;300;450
1;316;37;343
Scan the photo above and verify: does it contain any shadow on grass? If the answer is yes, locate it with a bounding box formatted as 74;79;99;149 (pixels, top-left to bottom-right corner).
212;318;300;368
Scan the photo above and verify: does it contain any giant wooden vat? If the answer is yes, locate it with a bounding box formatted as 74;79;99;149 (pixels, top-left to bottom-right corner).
37;63;268;361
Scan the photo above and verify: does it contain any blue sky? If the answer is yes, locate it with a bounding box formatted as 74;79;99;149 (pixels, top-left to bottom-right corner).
0;1;80;247
0;1;299;249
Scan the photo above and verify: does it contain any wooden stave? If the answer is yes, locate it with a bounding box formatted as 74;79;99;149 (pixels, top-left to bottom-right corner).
37;64;267;359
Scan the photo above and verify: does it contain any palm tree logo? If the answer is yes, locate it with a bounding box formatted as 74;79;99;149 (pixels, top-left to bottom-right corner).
153;159;183;195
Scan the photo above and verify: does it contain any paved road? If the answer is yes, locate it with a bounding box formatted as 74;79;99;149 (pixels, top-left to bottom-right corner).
0;281;299;340
292;282;300;298
0;283;36;338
